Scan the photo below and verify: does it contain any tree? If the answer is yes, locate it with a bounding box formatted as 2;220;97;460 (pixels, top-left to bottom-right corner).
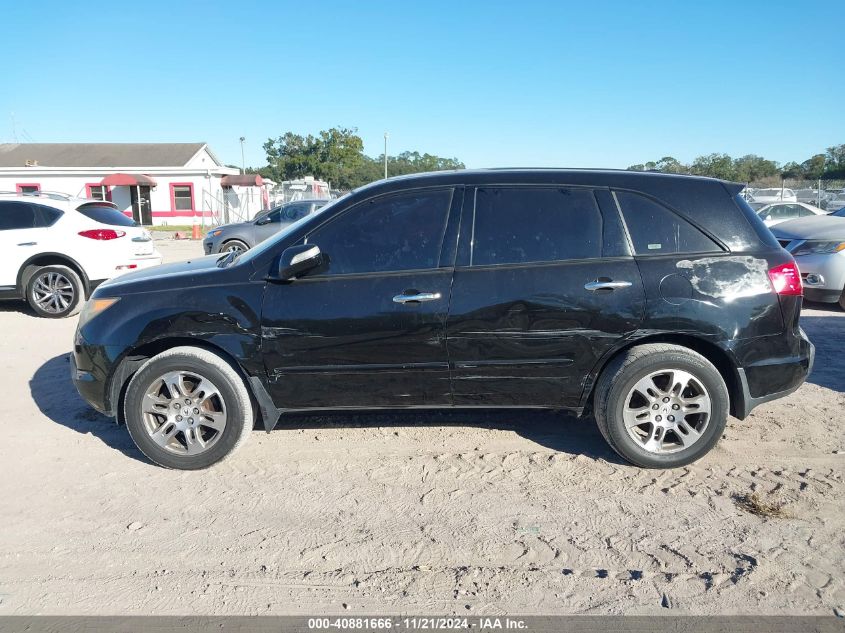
626;157;689;174
263;127;365;189
263;127;464;189
653;156;687;174
801;154;827;180
825;144;845;179
780;162;803;180
690;153;736;181
733;154;779;183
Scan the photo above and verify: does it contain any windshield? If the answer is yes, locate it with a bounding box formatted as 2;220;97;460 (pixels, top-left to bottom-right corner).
235;194;349;265
832;208;845;218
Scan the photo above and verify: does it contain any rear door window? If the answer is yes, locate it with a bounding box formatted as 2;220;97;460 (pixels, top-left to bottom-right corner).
615;191;722;255
0;201;37;230
77;204;138;227
471;187;603;266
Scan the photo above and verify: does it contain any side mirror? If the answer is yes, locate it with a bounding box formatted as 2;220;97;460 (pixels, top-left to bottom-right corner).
273;244;323;281
255;216;272;225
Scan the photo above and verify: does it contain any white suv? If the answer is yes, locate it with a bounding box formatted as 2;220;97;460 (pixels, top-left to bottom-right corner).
0;192;162;318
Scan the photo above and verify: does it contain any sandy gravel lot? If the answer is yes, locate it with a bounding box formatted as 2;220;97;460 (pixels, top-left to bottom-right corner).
0;239;843;616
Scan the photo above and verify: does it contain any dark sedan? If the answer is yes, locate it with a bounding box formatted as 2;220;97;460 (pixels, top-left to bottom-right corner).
203;199;329;254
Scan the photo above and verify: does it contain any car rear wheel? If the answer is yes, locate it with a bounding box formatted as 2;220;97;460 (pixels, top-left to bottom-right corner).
222;239;249;254
123;346;253;469
593;343;729;468
25;265;84;318
838;288;845;311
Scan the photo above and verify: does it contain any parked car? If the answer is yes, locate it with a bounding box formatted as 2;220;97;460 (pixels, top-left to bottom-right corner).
0;192;162;318
825;192;845;214
203;199;329;254
751;187;797;204
72;169;813;470
795;188;831;209
772;208;845;308
756;202;827;227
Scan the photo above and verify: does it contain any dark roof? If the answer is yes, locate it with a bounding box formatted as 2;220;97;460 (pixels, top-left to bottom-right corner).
361;168;742;194
0;143;210;168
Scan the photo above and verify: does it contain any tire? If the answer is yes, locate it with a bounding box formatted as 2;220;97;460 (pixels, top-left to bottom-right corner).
837;288;845;311
25;265;84;318
222;239;249;254
123;346;253;469
593;343;729;469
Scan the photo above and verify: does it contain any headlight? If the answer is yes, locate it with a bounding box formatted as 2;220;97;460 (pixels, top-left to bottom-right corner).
78;297;120;327
207;229;223;238
792;241;845;256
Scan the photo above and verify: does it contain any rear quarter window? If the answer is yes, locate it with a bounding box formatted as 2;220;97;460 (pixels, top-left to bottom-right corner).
32;203;63;227
77;204;138;227
614;191;722;255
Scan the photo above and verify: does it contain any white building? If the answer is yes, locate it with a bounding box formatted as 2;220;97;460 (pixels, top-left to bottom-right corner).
0;143;272;226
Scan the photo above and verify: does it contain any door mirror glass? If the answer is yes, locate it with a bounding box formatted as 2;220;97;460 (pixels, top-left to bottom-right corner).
274;244;323;280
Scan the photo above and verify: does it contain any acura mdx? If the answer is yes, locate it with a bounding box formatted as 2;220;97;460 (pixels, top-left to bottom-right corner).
71;170;814;469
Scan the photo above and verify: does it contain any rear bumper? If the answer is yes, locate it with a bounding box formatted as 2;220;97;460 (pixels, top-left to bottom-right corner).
734;328;815;419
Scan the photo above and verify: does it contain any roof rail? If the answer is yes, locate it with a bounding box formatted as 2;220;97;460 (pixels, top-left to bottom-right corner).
0;190;76;201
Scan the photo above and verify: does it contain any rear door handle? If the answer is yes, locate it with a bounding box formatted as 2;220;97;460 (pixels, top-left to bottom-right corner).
393;292;442;304
584;280;632;291
17;242;37;246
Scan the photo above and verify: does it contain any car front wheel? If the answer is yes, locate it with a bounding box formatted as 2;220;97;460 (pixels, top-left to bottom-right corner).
593;343;729;468
123;346;253;469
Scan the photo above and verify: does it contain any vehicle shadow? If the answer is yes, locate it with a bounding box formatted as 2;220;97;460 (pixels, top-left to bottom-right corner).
29;353;148;464
32;353;622;465
0;300;35;316
274;409;623;463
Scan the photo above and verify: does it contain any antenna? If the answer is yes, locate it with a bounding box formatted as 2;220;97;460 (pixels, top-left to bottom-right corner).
11;111;18;142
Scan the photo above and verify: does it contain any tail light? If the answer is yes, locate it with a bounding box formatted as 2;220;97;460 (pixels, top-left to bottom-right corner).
78;229;126;240
768;261;802;296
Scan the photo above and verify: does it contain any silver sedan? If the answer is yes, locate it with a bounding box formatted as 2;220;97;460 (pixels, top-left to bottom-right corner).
772;208;845;308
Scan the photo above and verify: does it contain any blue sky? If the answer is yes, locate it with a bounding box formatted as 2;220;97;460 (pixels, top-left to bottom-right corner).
2;0;842;169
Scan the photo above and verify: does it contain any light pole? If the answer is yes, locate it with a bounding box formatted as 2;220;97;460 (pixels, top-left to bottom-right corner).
383;132;389;179
239;137;245;175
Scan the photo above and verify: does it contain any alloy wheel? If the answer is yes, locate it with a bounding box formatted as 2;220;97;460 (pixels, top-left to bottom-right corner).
622;368;711;454
31;271;75;314
141;371;227;455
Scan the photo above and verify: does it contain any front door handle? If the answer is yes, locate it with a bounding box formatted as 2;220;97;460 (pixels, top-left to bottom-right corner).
17;242;37;246
584;280;632;291
393;291;442;304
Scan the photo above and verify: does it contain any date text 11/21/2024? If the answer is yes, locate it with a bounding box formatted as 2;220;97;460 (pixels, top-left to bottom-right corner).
307;617;527;630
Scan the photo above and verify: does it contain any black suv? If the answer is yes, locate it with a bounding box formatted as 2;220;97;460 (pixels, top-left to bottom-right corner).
72;170;814;470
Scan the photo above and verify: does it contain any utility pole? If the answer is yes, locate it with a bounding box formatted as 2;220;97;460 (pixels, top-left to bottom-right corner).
384;132;389;179
239;137;246;175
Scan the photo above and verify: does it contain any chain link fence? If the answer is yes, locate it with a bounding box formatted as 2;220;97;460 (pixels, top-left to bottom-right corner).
742;179;845;211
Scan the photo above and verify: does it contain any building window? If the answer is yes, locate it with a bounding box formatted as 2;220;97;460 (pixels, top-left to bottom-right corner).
171;184;194;211
85;184;111;201
16;183;40;194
